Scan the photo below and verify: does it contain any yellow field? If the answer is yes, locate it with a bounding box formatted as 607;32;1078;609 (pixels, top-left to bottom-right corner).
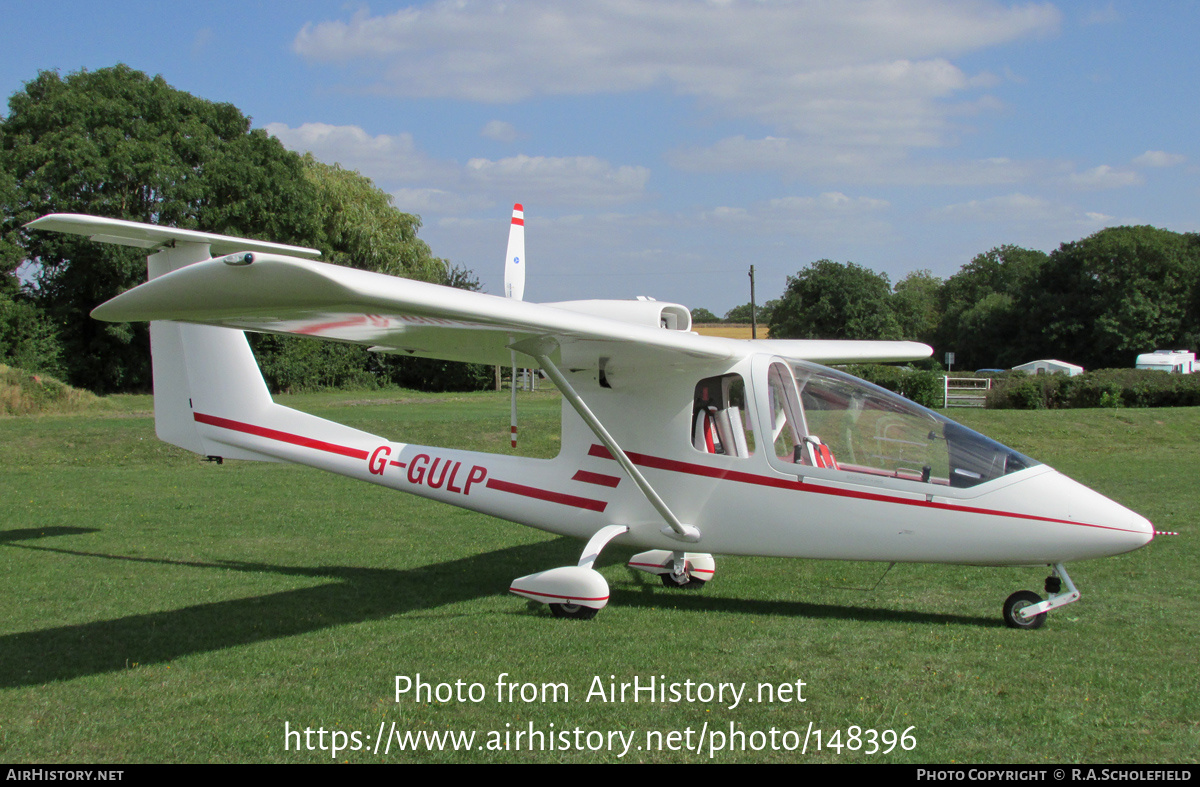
691;323;765;339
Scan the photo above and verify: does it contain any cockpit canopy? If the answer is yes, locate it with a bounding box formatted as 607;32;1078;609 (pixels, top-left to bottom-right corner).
693;358;1040;489
766;360;1038;488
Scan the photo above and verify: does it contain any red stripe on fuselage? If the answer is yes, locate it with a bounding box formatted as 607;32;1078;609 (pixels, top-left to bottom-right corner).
193;413;370;460
586;444;1141;534
572;470;621;488
486;478;607;512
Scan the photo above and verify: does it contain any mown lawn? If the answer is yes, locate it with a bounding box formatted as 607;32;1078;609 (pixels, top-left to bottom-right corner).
0;392;1195;763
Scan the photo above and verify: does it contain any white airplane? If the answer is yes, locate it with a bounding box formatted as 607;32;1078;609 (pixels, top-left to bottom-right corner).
27;210;1157;629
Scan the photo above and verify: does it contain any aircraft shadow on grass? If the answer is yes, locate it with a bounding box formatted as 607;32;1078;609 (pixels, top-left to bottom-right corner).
1;530;996;688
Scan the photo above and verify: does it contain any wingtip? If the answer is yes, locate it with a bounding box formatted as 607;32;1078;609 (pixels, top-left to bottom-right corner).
513;203;523;212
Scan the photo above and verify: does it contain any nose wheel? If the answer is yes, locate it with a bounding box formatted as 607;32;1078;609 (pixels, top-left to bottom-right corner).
1003;590;1047;629
1002;564;1079;629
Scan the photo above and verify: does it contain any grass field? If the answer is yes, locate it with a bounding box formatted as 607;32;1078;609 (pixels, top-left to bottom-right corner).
1;391;1196;763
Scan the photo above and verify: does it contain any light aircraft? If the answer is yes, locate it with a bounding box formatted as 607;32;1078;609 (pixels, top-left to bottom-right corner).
28;209;1157;629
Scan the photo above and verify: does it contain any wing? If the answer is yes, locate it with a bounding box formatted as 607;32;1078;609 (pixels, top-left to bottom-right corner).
90;251;742;370
746;339;934;365
37;213;930;370
90;251;931;369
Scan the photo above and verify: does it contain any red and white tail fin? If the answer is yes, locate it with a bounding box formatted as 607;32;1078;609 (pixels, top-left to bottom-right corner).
504;203;525;301
504;203;525;448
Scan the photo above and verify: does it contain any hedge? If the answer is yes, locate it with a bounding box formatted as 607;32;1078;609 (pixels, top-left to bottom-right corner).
986;368;1200;409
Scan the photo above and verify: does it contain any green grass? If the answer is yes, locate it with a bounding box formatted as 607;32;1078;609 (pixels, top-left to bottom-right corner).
0;392;1196;763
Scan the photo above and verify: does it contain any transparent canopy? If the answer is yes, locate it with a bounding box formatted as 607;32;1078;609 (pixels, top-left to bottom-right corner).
764;360;1039;488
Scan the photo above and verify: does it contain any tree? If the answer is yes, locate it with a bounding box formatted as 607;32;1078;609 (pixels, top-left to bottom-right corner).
891;269;942;345
250;258;491;394
768;260;900;340
1;65;319;391
302;155;446;282
934;245;1046;370
723;300;777;326
247;157;479;392
0;294;62;375
0;164;22;297
1024;226;1200;369
380;262;493;391
690;307;720;323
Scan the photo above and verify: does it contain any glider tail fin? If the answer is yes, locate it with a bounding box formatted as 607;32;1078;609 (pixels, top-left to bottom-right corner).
25;214;329;462
145;242;278;460
30;213;400;467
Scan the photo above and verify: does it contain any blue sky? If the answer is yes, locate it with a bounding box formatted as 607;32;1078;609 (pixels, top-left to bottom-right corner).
3;1;1196;314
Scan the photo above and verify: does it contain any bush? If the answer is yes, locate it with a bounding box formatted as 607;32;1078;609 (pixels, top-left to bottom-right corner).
0;364;104;416
839;364;943;409
250;334;494;394
0;297;64;378
987;368;1200;409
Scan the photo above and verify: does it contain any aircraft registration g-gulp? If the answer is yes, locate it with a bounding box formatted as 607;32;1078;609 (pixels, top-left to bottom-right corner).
27;207;1157;629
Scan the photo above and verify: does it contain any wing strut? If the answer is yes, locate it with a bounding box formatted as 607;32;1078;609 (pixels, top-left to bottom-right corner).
519;340;700;543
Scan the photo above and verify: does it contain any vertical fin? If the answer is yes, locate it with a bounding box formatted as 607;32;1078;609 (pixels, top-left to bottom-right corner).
504;203;525;301
146;242;275;459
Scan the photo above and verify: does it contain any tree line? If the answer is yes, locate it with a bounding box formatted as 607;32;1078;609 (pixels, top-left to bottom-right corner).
4;66;1197;393
698;230;1200;372
1;65;486;393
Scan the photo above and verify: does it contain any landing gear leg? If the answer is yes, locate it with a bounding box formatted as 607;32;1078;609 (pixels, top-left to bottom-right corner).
661;551;707;589
1002;564;1080;630
509;524;629;619
628;550;715;588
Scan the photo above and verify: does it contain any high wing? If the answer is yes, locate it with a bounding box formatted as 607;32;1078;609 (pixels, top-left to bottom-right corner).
35;214;932;369
89;250;739;370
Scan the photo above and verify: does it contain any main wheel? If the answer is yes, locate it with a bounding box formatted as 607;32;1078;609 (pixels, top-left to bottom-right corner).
1003;590;1046;629
660;573;707;590
549;602;598;620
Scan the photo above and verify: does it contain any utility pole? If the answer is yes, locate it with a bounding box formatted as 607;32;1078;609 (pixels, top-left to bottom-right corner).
749;265;757;339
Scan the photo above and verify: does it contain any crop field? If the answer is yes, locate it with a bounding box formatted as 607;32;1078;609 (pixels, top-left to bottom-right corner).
0;391;1196;763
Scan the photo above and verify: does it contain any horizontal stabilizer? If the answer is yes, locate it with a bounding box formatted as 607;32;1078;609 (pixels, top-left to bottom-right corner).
26;214;321;258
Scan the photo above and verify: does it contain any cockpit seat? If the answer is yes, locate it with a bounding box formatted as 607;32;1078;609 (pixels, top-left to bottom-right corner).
802;435;839;470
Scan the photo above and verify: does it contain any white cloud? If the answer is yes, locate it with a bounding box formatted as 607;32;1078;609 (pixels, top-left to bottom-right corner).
390;188;495;215
292;0;1060;143
266;122;649;211
767;192;890;213
464;154;650;205
1133;150;1186;168
934;193;1114;227
264;122;454;183
481;120;520;142
1066;164;1142;190
667;134;1048;186
703;191;892;239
